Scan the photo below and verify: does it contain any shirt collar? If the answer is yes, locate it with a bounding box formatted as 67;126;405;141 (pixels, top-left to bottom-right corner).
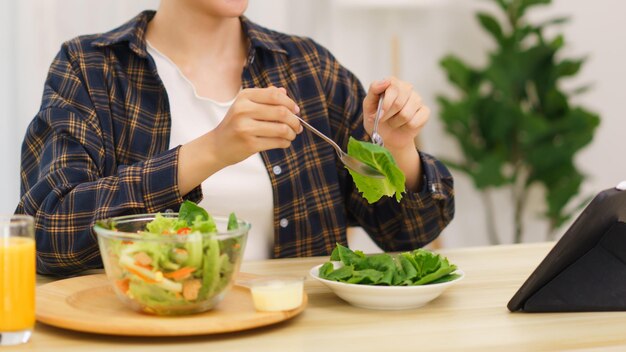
240;16;288;55
91;10;154;58
91;10;287;58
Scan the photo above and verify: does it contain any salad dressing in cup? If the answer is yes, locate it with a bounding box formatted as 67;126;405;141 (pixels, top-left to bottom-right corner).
243;277;305;312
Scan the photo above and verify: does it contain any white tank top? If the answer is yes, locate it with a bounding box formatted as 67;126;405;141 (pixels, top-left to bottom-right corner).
147;42;274;261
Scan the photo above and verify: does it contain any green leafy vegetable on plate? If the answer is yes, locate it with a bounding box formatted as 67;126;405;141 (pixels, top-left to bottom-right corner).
319;243;460;286
346;137;406;203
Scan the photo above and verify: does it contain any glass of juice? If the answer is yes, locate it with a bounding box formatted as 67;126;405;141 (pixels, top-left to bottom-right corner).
0;215;35;346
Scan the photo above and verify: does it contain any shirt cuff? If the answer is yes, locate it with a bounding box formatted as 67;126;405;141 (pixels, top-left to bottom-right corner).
141;146;201;212
401;151;451;208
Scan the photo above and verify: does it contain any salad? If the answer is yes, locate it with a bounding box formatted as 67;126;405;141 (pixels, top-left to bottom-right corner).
319;243;460;286
97;201;246;315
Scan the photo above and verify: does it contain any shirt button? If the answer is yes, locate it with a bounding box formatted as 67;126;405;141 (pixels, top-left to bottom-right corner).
279;218;289;228
272;165;282;175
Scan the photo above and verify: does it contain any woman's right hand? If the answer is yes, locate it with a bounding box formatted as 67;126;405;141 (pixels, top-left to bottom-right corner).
177;87;302;195
209;86;302;166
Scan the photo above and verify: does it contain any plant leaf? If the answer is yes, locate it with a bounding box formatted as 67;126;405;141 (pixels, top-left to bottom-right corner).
477;12;504;43
555;58;585;78
538;16;570;28
440;55;477;92
570;84;593;96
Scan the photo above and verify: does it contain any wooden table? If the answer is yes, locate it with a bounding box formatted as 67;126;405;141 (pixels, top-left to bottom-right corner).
13;242;626;351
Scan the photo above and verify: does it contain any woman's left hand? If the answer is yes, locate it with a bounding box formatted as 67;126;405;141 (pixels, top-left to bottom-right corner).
362;77;430;154
362;77;429;191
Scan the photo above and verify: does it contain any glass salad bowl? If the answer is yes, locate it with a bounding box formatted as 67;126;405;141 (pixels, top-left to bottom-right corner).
94;212;250;315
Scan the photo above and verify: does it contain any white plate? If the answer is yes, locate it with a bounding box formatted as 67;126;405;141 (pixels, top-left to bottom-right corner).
309;264;464;310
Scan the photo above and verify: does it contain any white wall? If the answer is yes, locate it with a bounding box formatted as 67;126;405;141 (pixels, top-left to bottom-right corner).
0;0;18;214
1;0;624;250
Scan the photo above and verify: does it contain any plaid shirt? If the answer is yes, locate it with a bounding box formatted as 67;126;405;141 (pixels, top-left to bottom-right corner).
17;11;454;276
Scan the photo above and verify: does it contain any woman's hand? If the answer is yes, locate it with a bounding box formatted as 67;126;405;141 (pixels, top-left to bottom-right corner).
363;77;430;191
178;87;301;195
208;87;302;167
363;77;429;153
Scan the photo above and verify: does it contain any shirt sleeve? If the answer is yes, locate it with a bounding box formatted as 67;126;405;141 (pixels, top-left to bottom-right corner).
315;42;455;251
15;43;201;276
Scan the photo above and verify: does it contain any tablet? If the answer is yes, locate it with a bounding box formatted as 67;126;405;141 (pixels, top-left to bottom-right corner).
507;185;626;312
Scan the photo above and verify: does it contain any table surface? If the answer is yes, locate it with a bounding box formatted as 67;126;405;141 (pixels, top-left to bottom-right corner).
11;242;626;351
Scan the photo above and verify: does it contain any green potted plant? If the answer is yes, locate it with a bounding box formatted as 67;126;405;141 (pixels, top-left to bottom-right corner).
437;0;600;244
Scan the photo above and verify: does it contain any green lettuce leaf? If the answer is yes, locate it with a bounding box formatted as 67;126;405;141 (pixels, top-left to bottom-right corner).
227;212;239;230
334;243;366;266
179;200;209;225
145;214;187;235
410;249;458;285
346;137;406;203
363;253;396;285
190;215;217;233
319;244;459;286
128;279;186;307
197;235;220;300
325;265;354;281
347;269;385;285
319;262;335;278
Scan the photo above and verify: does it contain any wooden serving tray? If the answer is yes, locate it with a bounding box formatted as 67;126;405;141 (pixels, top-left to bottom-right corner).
36;273;307;336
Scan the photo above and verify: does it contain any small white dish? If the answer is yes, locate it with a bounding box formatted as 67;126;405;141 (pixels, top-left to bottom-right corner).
309;264;464;310
245;276;305;312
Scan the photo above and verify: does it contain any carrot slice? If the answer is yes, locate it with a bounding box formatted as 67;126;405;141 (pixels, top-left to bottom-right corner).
116;278;130;293
126;266;159;284
163;266;197;280
177;227;192;235
134;261;154;270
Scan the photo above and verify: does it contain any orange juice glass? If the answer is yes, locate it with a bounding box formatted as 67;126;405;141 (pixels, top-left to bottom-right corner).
0;215;35;346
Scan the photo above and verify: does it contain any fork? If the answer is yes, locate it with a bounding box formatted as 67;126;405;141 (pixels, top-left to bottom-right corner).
292;115;384;179
371;95;384;146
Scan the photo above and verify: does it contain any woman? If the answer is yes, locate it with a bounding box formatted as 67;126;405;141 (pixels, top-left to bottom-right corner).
17;0;454;276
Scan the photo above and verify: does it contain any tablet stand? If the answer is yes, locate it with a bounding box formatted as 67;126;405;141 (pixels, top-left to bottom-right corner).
523;221;626;312
508;184;626;312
